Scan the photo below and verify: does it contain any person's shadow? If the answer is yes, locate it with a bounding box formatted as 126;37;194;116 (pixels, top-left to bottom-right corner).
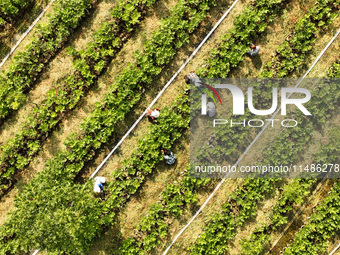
249;53;263;69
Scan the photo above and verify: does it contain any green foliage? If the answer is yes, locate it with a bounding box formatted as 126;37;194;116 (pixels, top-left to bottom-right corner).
240;226;270;255
0;0;216;252
190;178;278;255
196;0;340;165
104;92;190;219
236;62;340;255
259;0;339;78
190;59;340;255
0;0;157;197
0;178;103;254
0;0;93;119
0;0;31;20
285;180;340;254
195;0;289;79
329;58;340;77
191;0;292;114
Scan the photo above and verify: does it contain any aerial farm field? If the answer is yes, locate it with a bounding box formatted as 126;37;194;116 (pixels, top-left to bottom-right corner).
0;0;339;254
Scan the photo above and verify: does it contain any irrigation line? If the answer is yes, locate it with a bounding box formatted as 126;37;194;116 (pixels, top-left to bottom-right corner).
330;242;340;255
89;0;240;179
0;0;55;70
162;28;340;255
31;0;240;254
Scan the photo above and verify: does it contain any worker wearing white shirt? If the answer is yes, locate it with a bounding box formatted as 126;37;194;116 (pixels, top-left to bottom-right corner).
147;108;160;121
93;176;106;193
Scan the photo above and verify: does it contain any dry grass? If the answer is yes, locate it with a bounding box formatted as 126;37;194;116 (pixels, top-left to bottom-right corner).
73;0;119;51
327;240;340;255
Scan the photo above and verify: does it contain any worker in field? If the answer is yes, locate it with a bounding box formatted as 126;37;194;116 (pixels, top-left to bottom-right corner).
161;149;176;165
184;71;202;87
184;72;222;107
248;43;260;57
206;101;216;117
93;176;106;193
146;108;160;122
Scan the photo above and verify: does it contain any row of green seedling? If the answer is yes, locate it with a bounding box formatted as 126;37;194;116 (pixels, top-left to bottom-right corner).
240;135;340;254
0;0;217;253
117;165;211;254
0;0;94;118
189;61;340;254
196;0;339;163
0;0;159;197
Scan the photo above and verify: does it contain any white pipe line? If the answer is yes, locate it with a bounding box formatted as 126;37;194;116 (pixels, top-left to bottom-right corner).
162;28;340;255
89;0;240;179
32;1;240;254
0;0;55;70
330;242;340;255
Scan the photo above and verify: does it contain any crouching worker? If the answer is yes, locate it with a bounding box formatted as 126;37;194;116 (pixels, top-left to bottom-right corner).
146;108;160;122
93;176;106;194
247;43;260;57
184;71;202;87
161;149;176;165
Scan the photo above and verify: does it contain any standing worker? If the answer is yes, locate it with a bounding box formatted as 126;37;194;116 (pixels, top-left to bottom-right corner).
248;43;260;57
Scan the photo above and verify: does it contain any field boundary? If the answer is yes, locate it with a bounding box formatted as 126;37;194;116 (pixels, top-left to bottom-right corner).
162;28;340;255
